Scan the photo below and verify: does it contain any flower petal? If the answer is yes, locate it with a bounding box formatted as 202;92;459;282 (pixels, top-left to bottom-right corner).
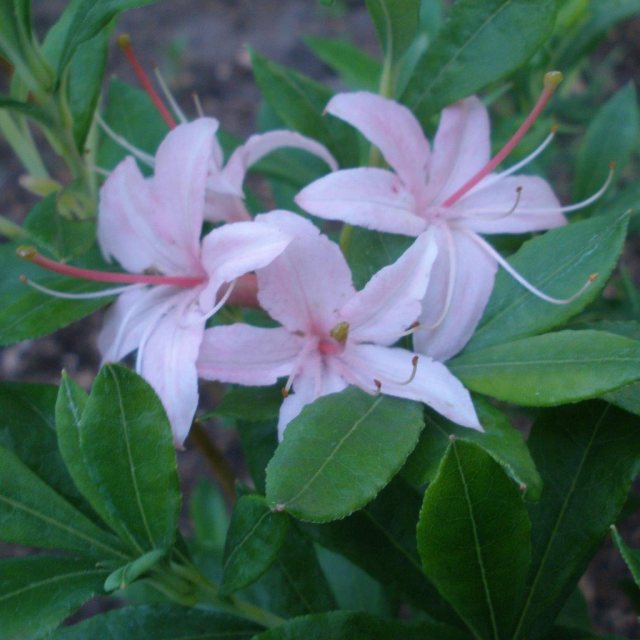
343;230;438;345
326;92;430;195
204;191;252;224
341;343;481;430
255;211;356;333
197;324;303;385
413;227;497;361
425;97;490;205
295;168;426;236
458;175;566;234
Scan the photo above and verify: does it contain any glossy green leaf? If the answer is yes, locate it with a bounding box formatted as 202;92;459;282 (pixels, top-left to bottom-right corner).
266;387;424;522
104;548;167;592
403;0;558;118
304;36;380;90
512;402;640;639
0;555;108;640
365;0;420;64
0;446;125;559
72;365;180;553
465;212;629;353
403;399;542;500
451;330;640;406
418;441;531;639
51;604;262;639
254;611;468;640
303;479;458;623
221;495;289;595
250;49;359;167
574;84;638;202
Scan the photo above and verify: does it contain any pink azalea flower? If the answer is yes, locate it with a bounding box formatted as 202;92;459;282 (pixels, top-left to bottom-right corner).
197;211;480;439
296;80;608;360
20;119;292;446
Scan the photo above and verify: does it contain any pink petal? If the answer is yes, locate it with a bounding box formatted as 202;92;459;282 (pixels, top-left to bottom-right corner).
326;92;430;195
342;230;438;345
198;220;292;311
255;211;356;334
197;324;303;385
277;351;347;440
204;192;252;224
424;97;490;205
457;175;566;234
413;227;497;361
295;168;426;236
341;343;481;430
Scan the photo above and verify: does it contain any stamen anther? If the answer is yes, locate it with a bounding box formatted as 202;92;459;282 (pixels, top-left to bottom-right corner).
17;245;37;260
373;379;382;395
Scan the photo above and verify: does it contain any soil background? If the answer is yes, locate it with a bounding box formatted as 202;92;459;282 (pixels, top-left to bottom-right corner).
1;0;640;636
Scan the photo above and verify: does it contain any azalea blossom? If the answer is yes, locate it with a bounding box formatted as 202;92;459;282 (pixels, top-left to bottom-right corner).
197;211;480;439
19;119;292;446
296;77;608;360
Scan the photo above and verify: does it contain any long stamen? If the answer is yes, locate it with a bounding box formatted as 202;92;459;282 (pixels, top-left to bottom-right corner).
443;71;563;208
192;93;205;118
95;114;155;167
461;228;598;304
19;276;141;300
118;34;177;129
477;186;523;221
372;355;419;393
492;128;557;182
153;67;188;124
17;246;205;288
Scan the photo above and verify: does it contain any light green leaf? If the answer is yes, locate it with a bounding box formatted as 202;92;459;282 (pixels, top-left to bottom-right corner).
418;440;531;639
104;548;167;592
266;387;424;522
365;0;420;64
451;330;640;406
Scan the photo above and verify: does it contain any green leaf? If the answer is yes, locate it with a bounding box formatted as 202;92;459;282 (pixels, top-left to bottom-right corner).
215;385;282;423
0;555;108;640
190;478;229;558
403;398;542;500
512;402;640;639
255;611;469;640
303;478;458;622
0;446;126;558
50;604;262;639
104;548;167;592
365;0;420;64
70;365;180;553
418;440;531;639
450;330;640;406
266;387;424;522
221;495;289;595
403;0;558;119
611;525;640;589
0;96;52;127
250;49;359;167
97;78;168;171
465;212;630;353
304;36;380;90
574;84;639;203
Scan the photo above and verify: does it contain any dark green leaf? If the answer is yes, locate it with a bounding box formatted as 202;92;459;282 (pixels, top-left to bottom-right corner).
0;96;52;126
365;0;420;64
574;84;638;203
451;330;640;406
403;0;558;119
190;478;229;557
51;604;262;639
403;398;542;500
266;387;424;522
0;446;125;558
418;441;531;639
221;495;289;595
512;402;640;639
255;611;469;640
465;212;629;353
104;548;167;592
215;385;282;423
611;525;640;590
71;365;180;553
0;555;108;640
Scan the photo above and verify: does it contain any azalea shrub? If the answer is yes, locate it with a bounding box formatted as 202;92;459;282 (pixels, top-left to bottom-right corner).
1;0;640;638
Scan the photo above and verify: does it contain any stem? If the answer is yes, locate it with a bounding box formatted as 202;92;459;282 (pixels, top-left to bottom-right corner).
189;421;237;506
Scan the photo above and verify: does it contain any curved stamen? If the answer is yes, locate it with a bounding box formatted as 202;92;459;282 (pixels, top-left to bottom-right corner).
192;93;205;118
491;128;557;182
281;341;316;398
443;71;563;208
199;279;238;324
19;276;142;300
371;355;419;393
460;187;524;222
95;114;155;167
461;228;598;304
118;34;177;129
423;224;457;331
17;246;206;288
154;67;188;125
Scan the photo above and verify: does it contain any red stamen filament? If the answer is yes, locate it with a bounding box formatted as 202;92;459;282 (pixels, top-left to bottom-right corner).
118;34;177;129
443;71;563;208
17;246;204;288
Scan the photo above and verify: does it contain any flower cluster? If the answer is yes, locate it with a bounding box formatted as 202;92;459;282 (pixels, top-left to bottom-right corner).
22;70;605;447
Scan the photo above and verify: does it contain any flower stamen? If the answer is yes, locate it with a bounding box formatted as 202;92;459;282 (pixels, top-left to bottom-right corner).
153;66;188;125
19;275;141;299
95;114;155;167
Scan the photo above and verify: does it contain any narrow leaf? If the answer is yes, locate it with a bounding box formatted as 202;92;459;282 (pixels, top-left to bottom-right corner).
266;387;424;522
365;0;420;63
